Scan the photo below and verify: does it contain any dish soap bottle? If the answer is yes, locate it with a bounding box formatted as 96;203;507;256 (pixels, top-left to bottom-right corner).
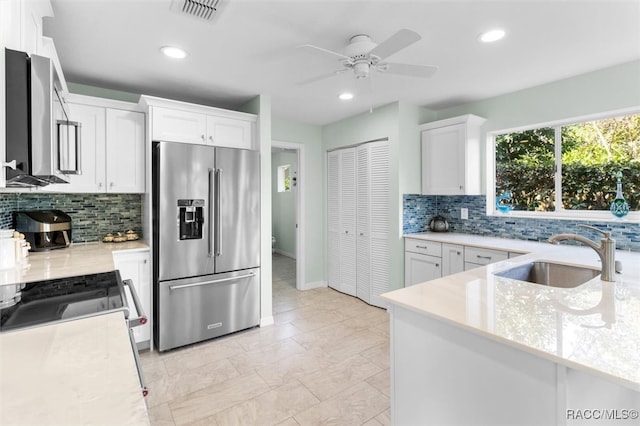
610;171;629;218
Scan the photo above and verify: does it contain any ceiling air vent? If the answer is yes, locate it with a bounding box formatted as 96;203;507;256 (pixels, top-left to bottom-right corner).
170;0;221;21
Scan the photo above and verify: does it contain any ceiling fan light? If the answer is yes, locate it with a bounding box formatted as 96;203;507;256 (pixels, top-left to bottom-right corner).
161;46;188;59
479;29;505;43
338;92;354;101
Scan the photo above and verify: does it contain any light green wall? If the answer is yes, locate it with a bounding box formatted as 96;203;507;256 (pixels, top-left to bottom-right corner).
271;117;325;286
240;95;273;324
271;151;297;258
67;82;140;103
428;60;640;190
434;60;640;130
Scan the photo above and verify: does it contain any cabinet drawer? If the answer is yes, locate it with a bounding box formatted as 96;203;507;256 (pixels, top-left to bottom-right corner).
464;246;508;265
405;238;442;256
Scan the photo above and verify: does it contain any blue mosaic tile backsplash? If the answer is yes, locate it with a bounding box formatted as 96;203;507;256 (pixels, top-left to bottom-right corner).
403;194;640;252
0;193;143;243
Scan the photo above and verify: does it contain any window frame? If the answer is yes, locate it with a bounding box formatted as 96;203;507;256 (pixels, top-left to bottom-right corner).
486;107;640;222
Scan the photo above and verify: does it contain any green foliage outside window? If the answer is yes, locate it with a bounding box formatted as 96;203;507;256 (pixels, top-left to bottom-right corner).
496;114;640;212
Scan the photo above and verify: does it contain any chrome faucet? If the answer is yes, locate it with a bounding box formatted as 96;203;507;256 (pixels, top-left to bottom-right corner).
548;224;617;282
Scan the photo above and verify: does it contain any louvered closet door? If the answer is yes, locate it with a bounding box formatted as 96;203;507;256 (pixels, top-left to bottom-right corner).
339;148;357;296
356;145;371;303
327;150;341;291
368;141;390;307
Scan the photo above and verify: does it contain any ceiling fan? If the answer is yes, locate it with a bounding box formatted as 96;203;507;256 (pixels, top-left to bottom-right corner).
298;29;438;85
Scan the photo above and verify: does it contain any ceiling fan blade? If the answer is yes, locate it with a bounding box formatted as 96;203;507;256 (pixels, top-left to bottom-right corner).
382;62;438;78
296;69;347;86
298;44;352;61
369;29;421;60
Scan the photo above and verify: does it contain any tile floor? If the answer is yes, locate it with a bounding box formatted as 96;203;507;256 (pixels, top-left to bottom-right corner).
141;254;391;426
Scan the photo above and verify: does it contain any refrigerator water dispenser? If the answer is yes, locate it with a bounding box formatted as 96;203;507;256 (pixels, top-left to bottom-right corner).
178;199;204;240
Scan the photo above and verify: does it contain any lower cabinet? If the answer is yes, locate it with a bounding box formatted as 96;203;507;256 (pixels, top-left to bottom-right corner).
113;250;151;347
463;246;509;271
404;238;442;286
404;238;511;286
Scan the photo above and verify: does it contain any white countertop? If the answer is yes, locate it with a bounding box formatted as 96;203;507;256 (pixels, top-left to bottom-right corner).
384;233;640;391
0;240;149;286
0;312;150;425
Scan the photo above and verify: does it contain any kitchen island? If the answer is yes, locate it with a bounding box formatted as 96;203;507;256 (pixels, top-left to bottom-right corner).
382;243;640;425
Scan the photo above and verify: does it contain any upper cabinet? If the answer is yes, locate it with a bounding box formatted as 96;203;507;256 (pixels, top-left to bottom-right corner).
142;96;257;150
45;96;145;193
420;114;486;195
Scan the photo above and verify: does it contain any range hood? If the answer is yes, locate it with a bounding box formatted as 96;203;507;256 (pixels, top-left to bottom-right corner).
4;48;80;187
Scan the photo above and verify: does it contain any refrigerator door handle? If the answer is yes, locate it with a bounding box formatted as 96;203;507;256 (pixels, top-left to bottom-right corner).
215;168;222;257
208;168;214;257
169;272;255;291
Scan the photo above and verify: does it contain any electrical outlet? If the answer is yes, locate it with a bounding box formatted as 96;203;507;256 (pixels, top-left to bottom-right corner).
461;208;469;220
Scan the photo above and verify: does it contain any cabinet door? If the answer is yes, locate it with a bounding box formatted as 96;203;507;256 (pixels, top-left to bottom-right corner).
442;243;464;276
106;109;145;193
421;124;465;195
151;106;206;144
113;250;151;345
206;115;253;149
405;252;441;286
45;103;106;192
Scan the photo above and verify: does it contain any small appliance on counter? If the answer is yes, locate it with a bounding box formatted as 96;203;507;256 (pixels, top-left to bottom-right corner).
13;210;72;251
429;215;449;232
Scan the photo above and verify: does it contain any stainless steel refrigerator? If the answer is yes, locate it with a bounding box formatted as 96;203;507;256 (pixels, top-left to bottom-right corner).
152;141;260;352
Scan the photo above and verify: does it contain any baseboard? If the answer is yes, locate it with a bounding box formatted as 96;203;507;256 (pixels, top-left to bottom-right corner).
260;315;274;327
274;249;296;259
300;280;327;291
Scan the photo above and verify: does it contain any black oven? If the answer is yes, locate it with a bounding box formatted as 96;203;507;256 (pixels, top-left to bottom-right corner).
0;270;149;395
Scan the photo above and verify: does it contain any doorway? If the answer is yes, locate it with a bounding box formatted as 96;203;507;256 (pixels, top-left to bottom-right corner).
271;141;305;291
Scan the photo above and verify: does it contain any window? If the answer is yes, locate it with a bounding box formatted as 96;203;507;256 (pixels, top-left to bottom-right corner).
491;111;639;220
277;165;291;192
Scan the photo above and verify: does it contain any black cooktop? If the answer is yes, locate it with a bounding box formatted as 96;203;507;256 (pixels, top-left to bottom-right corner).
0;271;126;332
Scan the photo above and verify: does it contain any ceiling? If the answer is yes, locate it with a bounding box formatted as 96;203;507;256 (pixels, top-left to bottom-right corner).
45;0;640;126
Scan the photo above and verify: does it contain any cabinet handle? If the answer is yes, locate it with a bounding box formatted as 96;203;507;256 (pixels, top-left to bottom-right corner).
459;185;463;190
435;263;440;267
416;245;427;249
477;255;492;260
457;251;461;255
359;232;364;236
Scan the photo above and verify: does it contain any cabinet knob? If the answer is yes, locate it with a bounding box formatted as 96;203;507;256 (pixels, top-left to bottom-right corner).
201;134;205;141
359;232;364;236
208;135;213;143
110;182;114;188
345;230;349;234
98;182;103;188
459;185;463;190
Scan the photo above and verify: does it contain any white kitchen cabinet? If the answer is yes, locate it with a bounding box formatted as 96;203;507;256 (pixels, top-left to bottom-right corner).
404;238;442;286
113;250;151;347
442;243;464;276
150;104;255;150
105;109;145;192
46;100;145;193
464;246;509;271
327;141;390;307
420;114;486;195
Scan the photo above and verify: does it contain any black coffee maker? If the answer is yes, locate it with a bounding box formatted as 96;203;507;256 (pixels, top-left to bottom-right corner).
13;210;72;251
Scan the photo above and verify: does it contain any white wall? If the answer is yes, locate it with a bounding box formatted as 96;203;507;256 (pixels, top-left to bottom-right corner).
271;150;297;258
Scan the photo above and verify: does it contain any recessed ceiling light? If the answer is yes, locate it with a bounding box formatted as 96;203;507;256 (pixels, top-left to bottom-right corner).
338;92;354;101
160;46;188;59
479;29;506;43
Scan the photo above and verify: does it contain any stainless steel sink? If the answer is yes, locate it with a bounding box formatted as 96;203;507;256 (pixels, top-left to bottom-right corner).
493;261;600;288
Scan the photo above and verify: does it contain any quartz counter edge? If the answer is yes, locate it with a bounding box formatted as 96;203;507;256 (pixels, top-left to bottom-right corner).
0;240;150;285
390;233;640;391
